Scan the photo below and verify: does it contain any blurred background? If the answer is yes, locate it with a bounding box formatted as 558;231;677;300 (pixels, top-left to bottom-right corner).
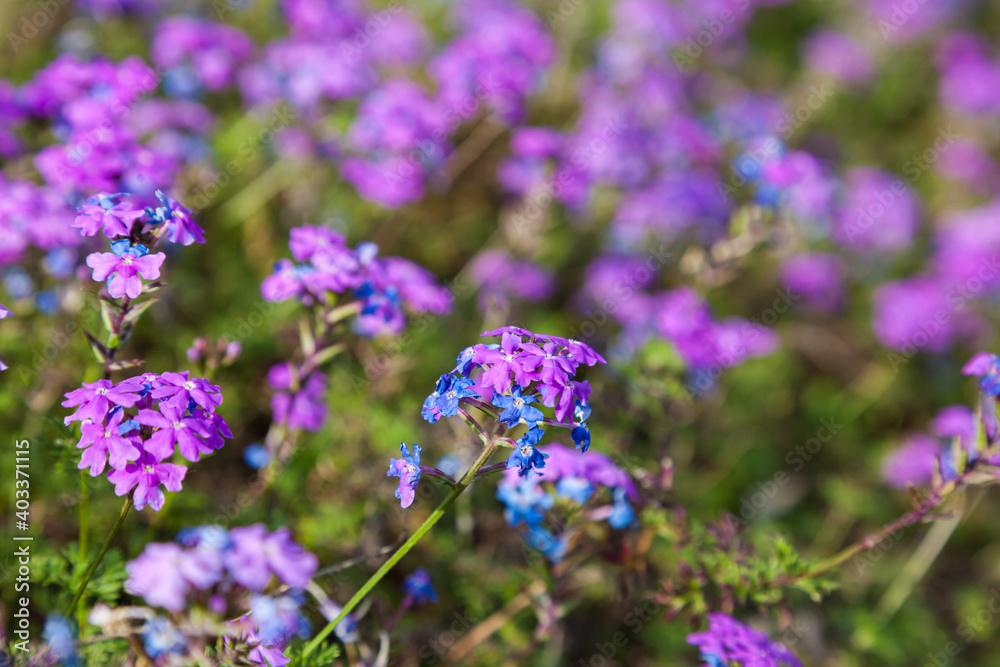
2;0;1000;664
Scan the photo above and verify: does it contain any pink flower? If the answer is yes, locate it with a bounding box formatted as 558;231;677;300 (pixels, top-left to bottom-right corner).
107;451;186;511
86;249;165;299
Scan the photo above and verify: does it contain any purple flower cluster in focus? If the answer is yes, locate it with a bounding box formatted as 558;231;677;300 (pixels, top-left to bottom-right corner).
62;372;232;510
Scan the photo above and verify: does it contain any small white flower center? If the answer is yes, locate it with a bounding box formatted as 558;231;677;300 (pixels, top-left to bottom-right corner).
104;429;114;438
513;398;524;408
173;421;184;429
502;353;515;361
405;463;418;474
96;388;108;395
143;464;155;473
183;380;196;390
520;445;532;456
121;255;134;266
446;391;457;399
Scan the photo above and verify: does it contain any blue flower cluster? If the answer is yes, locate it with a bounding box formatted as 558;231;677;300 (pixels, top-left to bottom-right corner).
496;444;638;564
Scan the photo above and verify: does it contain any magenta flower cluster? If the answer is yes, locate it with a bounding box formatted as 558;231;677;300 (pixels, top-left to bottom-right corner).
126;524;318;664
261;225;452;337
687;613;802;667
62;372;232;510
76;191;204;299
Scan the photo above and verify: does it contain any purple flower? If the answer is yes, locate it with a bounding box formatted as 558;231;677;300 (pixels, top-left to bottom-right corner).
474;332;534;393
468;250;554;312
687;613;802;667
268;364;328;432
148;191;206;246
151;17;253;92
125;542;223;611
86;247;166;299
62;378;143;425
387;443;422;509
780;253;842;312
150;371;224;412
72;192;145;238
518;339;578;386
136;402;216;462
938;32;1000;116
872;277;980;353
223;525;319;591
107;451;187;511
834;168;920;253
963;352;1000;396
882;434;941;489
538;380;591;423
803;30;874;84
78;410;141;476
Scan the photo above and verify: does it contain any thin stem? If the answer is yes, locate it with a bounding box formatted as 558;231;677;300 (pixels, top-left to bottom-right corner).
301;442;498;658
457;407;489;445
474;462;509;478
789;482;952;583
77;470;90;629
69;496;132;615
420;466;458;487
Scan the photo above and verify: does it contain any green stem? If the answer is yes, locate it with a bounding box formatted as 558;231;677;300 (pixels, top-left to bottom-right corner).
301;442;498;658
69;496;132;615
77;470;90;629
792;482;953;583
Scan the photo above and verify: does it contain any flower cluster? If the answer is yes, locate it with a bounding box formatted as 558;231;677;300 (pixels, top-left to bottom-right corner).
686;613;802;667
261;225;452;337
883;353;1000;489
497;444;638;563
151;17;254;95
77;191;204;299
62;372;232;510
125;524;318;664
422;327;604;473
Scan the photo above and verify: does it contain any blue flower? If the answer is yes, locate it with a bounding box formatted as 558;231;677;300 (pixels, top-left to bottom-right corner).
524;526;567;564
433;374;480;418
963;353;1000;396
421;375;448;423
387;443;422;508
453;346;478;376
176;525;232;550
506;437;549;478
250;593;310;645
571;424;591;452
141;617;186;659
43;615;78;667
574;400;592;423
243;443;271;469
556;476;593;504
608;488;635;529
497;479;553;527
493;384;544;428
403;568;438;604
